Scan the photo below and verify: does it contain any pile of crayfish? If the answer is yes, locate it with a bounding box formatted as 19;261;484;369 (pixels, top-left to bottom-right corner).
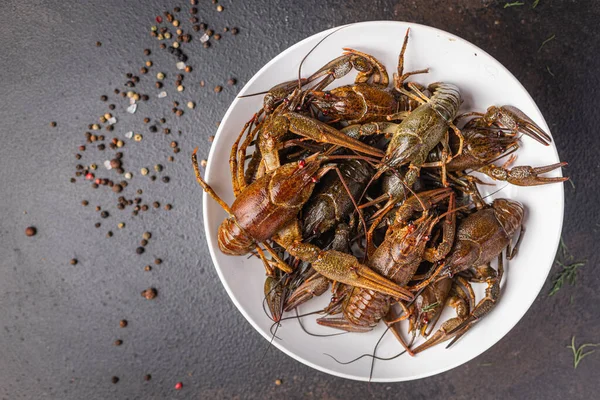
193;29;568;356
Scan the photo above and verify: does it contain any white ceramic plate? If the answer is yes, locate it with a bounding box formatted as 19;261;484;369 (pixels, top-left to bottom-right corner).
202;21;564;382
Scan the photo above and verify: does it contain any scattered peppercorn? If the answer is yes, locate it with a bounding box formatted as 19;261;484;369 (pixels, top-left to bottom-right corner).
162;176;170;183
144;265;152;272
228;78;237;86
231;27;239;35
141;288;157;300
25;226;37;237
175;382;183;390
217;5;224;12
143;232;152;240
165;204;173;210
144;374;152;381
136;247;145;255
154;258;162;265
70;259;78;265
112;376;119;384
214;85;222;93
114;339;123;346
120;319;128;328
96;41;102;47
50;121;57;127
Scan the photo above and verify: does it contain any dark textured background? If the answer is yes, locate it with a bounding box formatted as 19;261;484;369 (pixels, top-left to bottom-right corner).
0;0;598;399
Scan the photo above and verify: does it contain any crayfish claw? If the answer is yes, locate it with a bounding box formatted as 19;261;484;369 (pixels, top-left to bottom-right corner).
284;274;330;312
307;249;414;301
411;317;466;355
483;105;552;146
480;161;568;186
354;264;415;301
264;276;284;322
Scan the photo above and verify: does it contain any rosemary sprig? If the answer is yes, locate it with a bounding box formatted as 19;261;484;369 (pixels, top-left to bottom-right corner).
504;1;524;7
538;34;556;52
533;0;540;8
546;66;555;77
567;336;599;369
421;302;439;313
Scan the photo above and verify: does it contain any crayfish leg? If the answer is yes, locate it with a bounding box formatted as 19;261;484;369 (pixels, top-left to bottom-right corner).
394;28;430;90
192;148;234;216
384;306;415;356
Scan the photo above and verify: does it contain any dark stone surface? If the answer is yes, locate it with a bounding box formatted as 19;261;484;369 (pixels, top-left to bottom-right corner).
0;0;598;399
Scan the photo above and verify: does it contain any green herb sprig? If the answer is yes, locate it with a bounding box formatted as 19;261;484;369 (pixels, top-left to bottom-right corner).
548;237;586;296
504;1;524;7
567;336;599;369
538;34;556;52
421;302;439;313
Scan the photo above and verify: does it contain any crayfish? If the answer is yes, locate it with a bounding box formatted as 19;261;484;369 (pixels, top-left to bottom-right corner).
193;26;569;364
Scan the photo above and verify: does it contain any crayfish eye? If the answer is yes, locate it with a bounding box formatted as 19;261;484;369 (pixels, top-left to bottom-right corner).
298;159;306;168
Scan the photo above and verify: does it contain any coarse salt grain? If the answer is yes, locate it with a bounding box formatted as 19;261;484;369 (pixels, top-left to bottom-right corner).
127;104;137;114
158;91;167;98
176;62;186;70
107;117;117;125
125;131;134;139
200;33;209;43
104;160;113;170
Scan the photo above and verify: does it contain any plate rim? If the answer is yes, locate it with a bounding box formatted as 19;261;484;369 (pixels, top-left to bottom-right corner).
202;20;565;382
